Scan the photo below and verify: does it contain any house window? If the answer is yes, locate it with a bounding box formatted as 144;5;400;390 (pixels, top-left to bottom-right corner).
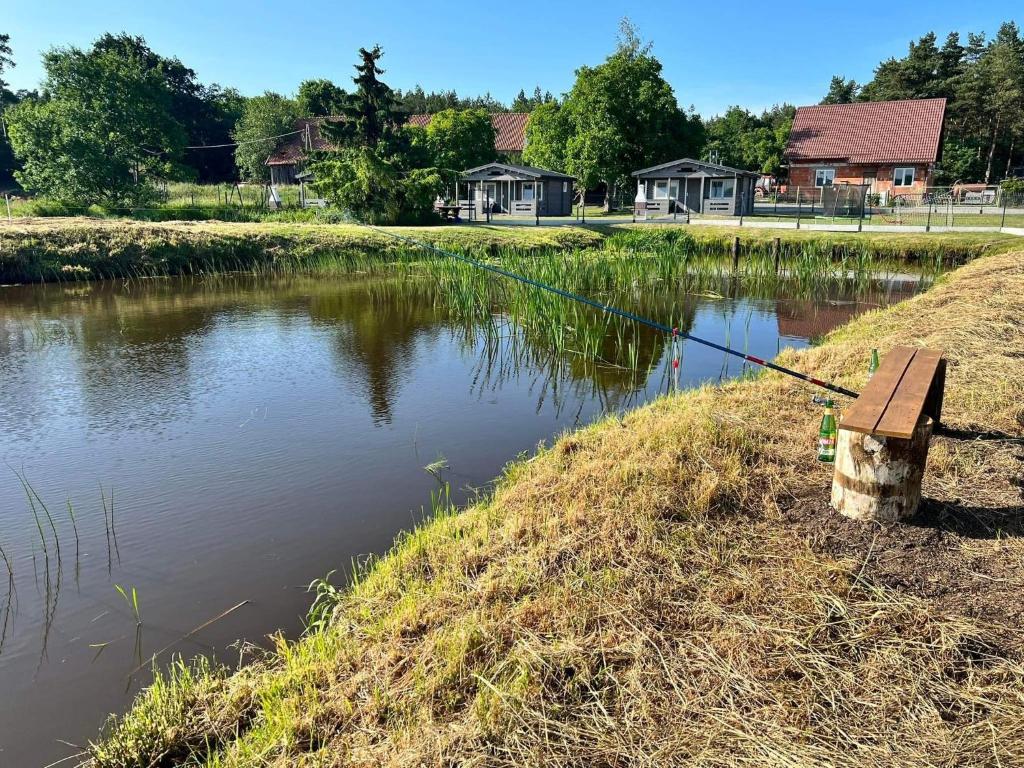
522;183;534;201
815;168;835;187
562;181;568;194
654;180;669;199
538;182;544;201
893;167;915;187
709;179;735;199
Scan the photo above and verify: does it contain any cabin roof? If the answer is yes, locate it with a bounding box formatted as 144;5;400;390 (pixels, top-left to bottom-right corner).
461;162;575;181
632;158;759;178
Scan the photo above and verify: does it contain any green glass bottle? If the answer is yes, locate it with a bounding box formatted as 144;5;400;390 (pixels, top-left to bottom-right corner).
817;400;837;463
868;348;880;380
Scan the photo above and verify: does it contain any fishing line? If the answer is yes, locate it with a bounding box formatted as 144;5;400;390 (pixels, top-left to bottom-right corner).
360;223;861;400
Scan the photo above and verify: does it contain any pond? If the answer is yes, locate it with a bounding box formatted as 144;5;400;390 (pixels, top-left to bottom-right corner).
0;266;926;766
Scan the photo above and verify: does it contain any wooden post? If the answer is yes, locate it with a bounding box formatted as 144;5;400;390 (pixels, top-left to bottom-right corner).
773;237;781;272
832;417;933;522
732;236;740;270
4;193;11;222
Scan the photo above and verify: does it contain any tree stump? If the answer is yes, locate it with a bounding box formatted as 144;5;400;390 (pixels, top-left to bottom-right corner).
831;417;933;522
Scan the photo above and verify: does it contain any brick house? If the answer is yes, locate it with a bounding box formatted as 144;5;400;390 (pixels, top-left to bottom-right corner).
783;98;946;201
266;113;529;185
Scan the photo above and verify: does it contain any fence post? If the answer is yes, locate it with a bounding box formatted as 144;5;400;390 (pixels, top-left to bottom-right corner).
796;188;802;229
1001;193;1008;229
4;193;11;222
925;198;932;232
732;236;740;271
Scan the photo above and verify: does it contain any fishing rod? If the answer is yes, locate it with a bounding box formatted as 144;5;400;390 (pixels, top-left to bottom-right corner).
362;224;861;400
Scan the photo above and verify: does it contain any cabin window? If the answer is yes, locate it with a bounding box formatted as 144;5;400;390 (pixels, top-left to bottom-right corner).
538;182;544;201
522;183;535;201
653;180;670;199
562;182;568;194
709;179;735;199
815;168;835;187
893;167;915;186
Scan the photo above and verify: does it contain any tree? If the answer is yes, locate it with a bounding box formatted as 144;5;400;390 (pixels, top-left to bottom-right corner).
703;104;794;174
232;92;300;181
312;46;442;223
421;108;496;173
821;76;859;104
83;34;241;182
1;33;15;187
532;19;702;208
323;46;405;150
312;146;442;224
297;78;347;116
6;35;186;204
522;101;571;171
853;21;1024;182
512;86;553;112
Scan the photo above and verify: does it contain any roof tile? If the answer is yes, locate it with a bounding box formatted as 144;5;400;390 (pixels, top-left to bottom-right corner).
784;99;946;165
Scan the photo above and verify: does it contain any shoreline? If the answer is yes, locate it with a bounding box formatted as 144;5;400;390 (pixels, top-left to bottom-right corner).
90;246;1024;766
2;218;1019;284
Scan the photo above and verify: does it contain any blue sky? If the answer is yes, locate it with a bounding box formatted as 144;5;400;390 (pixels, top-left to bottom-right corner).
4;1;1021;116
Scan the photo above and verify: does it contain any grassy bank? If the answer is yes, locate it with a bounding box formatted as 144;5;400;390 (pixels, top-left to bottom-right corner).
603;222;1021;263
0;219;604;283
91;249;1024;766
1;217;1018;283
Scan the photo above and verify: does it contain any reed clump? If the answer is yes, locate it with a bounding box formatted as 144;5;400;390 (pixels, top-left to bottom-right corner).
89;247;1024;767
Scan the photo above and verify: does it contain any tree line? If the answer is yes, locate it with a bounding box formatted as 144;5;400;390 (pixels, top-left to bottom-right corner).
821;22;1024;183
1;18;1022;215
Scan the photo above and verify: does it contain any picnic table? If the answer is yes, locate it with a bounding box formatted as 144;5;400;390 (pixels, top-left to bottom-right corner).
435;204;462;222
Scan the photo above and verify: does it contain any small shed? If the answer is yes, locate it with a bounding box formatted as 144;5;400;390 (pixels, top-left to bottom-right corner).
461;163;575;218
631;159;758;217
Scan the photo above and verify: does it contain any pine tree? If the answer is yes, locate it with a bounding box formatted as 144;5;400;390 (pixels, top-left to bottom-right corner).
821;76;859;104
326;45;404;150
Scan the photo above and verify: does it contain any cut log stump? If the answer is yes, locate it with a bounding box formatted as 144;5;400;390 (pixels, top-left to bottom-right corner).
831;416;933;522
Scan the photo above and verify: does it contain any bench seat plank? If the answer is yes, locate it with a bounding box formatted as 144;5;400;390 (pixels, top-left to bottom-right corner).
840;346;916;436
873;349;942;438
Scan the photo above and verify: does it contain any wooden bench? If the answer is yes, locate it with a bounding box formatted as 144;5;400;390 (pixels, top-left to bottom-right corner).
831;346;947;522
840;346;946;439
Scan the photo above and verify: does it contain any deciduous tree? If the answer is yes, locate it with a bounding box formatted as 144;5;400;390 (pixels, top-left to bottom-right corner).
531;19;702;208
7;36;186;204
232;92;299;182
421;108;496;173
297;78;347;116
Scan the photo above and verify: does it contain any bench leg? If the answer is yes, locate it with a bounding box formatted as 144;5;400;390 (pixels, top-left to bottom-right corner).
831;417;933;522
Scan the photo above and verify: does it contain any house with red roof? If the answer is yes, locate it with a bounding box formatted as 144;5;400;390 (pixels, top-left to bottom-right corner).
265;113;529;185
783;98;946;201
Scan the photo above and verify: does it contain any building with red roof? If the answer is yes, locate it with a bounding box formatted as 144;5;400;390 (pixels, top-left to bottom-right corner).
266;113;529;185
783;98;946;199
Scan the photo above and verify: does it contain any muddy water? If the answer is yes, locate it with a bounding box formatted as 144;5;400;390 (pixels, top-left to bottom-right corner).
0;271;922;765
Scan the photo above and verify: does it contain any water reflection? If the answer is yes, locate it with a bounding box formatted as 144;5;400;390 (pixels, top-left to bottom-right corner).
0;270;924;766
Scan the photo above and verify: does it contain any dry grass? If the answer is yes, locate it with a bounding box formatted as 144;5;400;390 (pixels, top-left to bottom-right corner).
90;249;1024;767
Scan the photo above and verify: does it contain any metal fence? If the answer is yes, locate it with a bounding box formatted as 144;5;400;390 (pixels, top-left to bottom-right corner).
751;185;1024;229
